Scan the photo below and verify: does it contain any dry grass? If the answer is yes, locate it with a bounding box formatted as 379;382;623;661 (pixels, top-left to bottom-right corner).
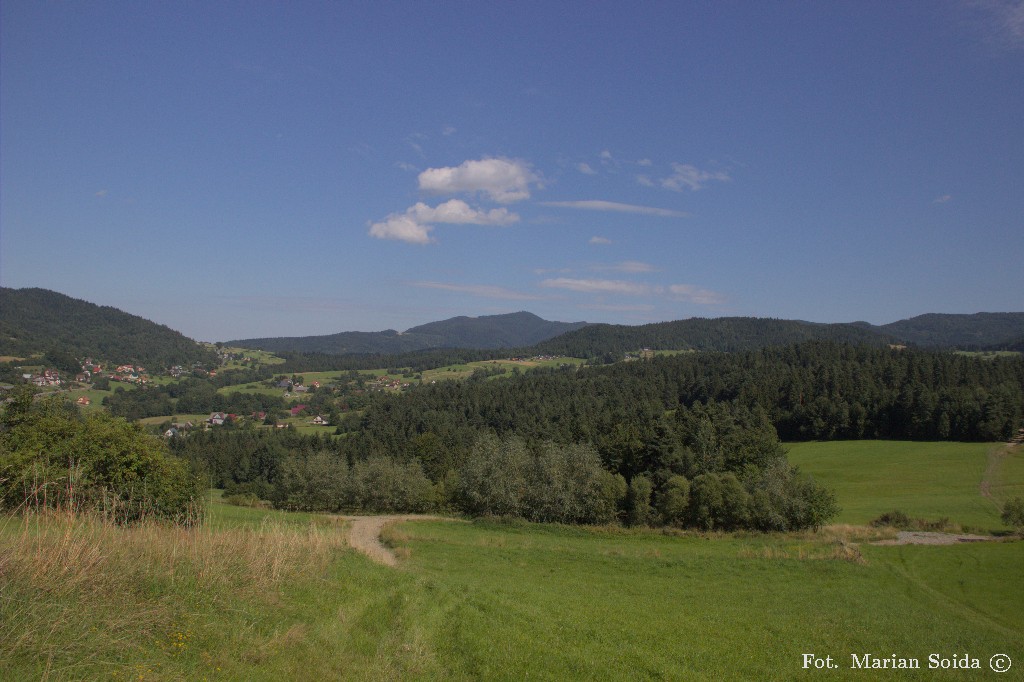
737;539;866;564
0;510;348;678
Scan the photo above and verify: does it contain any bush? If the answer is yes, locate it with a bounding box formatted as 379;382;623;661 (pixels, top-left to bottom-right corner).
1001;497;1024;530
0;390;203;524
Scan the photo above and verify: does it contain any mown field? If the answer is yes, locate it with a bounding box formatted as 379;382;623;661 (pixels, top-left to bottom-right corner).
2;443;1022;680
787;441;1021;530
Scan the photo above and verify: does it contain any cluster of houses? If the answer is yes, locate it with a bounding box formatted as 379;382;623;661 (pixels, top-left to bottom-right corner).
371;375;411;391
276;379;321;395
107;364;152;385
24;369;63;387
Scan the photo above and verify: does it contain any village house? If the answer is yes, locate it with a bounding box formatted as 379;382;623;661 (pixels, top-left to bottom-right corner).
310;415;329;426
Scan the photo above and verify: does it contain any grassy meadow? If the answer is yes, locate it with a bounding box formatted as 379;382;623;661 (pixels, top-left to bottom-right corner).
2;443;1022;680
787;441;1022;530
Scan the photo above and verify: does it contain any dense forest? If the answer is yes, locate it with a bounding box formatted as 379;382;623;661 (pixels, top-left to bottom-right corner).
164;342;1022;529
0;288;217;368
345;342;1024;451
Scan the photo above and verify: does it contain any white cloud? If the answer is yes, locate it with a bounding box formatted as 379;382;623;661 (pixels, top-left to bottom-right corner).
369;199;519;244
661;163;731;191
442;125;457;136
368;214;434;244
636;175;655;187
669;284;727;305
407;199;519;226
418;157;540;203
414;281;544;300
395;161;418;172
541;200;687;218
94;189;108;198
637;158;653;167
577;162;597;175
589;236;612;245
540;278;652;296
599;150;613;160
933;194;953;204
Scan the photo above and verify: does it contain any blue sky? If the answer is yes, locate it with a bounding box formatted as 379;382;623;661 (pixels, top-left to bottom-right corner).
2;1;1022;341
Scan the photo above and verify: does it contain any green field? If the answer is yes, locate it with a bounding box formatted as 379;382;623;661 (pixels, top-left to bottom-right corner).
787;441;1023;530
4;442;1023;679
3;500;1020;681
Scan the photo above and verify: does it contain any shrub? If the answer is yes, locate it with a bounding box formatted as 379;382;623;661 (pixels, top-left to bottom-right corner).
0;390;203;524
1001;497;1024;530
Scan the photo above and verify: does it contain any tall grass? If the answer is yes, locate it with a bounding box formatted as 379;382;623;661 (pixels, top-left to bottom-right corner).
0;510;347;680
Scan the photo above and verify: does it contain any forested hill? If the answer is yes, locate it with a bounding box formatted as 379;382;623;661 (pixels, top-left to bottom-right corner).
228;312;588;354
531;317;895;358
878;313;1024;349
0;288;217;368
530;314;1024;358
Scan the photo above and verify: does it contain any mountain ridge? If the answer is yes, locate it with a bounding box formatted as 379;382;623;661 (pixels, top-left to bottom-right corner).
3;287;1023;361
227;311;589;354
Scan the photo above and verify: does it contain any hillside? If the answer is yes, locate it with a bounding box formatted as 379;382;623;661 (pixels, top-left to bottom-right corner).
0;287;217;368
879;312;1024;349
228;312;588;354
531;317;896;357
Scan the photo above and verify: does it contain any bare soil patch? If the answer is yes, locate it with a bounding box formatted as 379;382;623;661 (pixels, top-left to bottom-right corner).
335;514;452;566
873;531;998;546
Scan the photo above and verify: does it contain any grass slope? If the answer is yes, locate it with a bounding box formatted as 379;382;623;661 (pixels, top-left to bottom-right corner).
2;488;1021;680
786;441;1023;530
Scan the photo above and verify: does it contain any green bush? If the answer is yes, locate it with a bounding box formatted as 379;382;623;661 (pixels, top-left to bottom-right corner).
0;389;203;523
1001;497;1024;530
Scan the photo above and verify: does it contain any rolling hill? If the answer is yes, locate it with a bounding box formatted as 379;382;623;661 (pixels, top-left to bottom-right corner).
227;312;589;354
0;287;217;368
878;312;1024;349
4;287;1023;363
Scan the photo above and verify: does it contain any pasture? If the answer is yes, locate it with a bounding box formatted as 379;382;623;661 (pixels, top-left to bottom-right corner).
786;441;1022;530
2;464;1021;680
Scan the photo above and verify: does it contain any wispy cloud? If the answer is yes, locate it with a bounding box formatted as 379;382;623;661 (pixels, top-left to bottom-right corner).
933;194;953;204
577;162;597;175
660;163;731;192
589;236;612;245
418;157;540;203
369;199;519;244
414;281;544;300
541;200;687;218
594;260;659;273
581;303;656;312
965;0;1024;49
538;275;727;307
540;278;653;296
669;284;727;305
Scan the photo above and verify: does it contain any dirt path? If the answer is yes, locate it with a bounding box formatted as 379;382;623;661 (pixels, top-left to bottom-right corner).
979;439;1020;504
335;514;451;567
